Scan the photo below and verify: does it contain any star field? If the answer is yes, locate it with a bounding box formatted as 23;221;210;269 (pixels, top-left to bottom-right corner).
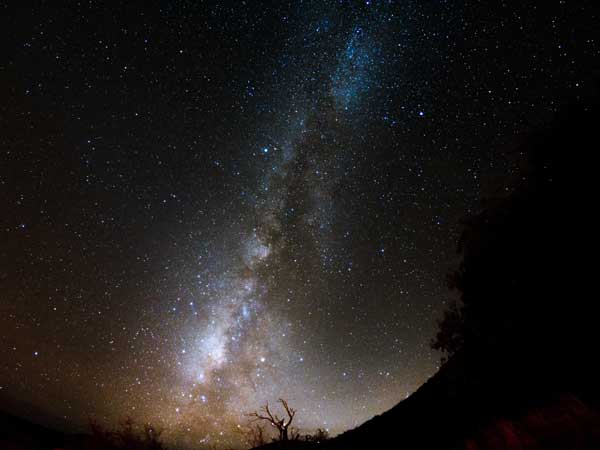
1;1;598;448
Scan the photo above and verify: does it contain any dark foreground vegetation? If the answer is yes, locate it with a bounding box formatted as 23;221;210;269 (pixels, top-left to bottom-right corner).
2;101;599;450
320;99;600;449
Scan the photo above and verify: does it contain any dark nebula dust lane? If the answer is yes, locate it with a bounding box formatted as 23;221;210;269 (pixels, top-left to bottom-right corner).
1;1;597;448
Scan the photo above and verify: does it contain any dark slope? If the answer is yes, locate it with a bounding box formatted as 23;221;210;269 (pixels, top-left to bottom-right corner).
0;392;74;433
324;354;471;449
320;100;600;450
323;352;600;450
0;409;99;450
0;410;66;450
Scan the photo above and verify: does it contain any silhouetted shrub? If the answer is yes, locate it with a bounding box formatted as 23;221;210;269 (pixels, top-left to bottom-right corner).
87;417;167;450
432;101;598;390
304;428;329;443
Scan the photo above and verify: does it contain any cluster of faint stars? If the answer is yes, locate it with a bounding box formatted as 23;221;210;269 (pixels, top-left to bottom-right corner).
1;1;597;448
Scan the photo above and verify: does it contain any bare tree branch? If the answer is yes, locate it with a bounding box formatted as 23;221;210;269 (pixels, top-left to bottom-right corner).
278;398;296;426
246;399;297;441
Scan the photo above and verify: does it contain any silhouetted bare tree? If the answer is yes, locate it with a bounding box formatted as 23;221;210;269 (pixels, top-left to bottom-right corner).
246;399;296;441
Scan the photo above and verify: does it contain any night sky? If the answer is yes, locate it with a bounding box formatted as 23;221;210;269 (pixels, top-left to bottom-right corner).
1;1;598;448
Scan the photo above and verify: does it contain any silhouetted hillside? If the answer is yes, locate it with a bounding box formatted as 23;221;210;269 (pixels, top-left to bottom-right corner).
316;99;600;450
0;411;171;450
323;352;600;450
0;410;66;450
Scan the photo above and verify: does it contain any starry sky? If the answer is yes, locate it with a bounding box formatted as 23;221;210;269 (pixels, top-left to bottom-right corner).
1;1;598;448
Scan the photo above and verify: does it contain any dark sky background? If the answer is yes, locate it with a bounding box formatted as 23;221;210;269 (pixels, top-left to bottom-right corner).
1;1;598;448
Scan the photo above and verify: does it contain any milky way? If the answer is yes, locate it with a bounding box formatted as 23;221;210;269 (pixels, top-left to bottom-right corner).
171;21;392;443
1;1;597;449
